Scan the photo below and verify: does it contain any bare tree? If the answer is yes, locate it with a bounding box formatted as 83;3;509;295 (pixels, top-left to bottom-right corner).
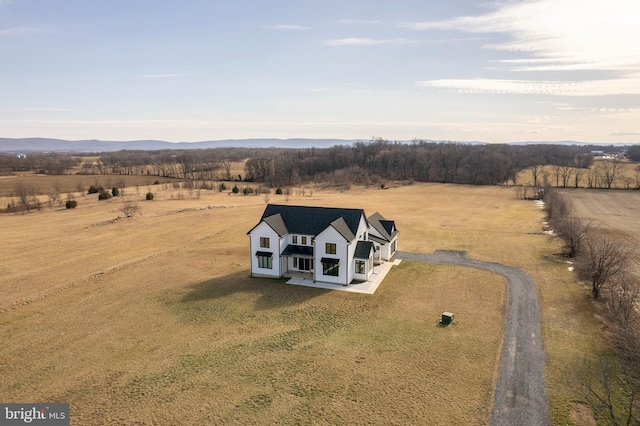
577;356;640;426
552;164;563;187
608;272;640;326
555;216;592;257
577;233;629;299
221;159;232;181
598;159;624;189
560;165;574;188
529;164;544;187
119;201;141;218
15;183;29;210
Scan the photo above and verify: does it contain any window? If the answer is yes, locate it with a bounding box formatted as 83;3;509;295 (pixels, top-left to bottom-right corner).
322;259;339;276
326;243;337;254
260;237;270;248
292;235;298;244
258;255;272;269
293;258;298;268
355;260;365;274
301;236;307;245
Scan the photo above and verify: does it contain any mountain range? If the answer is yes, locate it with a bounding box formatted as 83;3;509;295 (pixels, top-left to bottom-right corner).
0;137;634;153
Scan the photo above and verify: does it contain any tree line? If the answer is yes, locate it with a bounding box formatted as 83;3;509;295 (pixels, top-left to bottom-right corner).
545;190;640;424
243;140;602;187
3;140;635;188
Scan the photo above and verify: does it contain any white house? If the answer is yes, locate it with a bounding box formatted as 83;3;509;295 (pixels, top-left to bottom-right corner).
247;204;398;286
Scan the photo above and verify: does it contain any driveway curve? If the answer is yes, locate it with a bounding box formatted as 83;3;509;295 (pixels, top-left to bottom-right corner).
395;250;550;426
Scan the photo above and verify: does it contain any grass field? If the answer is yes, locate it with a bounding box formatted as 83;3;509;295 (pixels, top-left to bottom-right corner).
516;158;639;189
0;181;612;424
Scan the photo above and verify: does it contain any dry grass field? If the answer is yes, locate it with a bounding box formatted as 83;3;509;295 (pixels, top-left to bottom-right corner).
0;181;611;424
516;158;639;189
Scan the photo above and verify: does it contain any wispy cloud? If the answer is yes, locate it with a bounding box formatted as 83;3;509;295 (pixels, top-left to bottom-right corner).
0;26;46;37
326;37;459;46
137;73;188;79
408;0;640;97
417;74;640;96
263;24;310;31
405;0;640;73
339;19;380;25
610;131;640;136
0;107;74;112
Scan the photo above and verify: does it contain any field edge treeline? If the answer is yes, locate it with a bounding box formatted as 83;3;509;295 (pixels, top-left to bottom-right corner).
3;139;637;188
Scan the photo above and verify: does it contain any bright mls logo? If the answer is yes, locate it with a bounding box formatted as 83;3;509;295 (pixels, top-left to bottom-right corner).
1;404;69;425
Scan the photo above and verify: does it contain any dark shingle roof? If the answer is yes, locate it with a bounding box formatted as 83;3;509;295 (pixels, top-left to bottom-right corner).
281;245;314;257
260;204;365;239
367;212;399;242
354;241;374;259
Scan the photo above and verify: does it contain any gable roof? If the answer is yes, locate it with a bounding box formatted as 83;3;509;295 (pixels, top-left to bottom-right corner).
354;241;374;260
263;213;288;237
367;212;399;242
329;217;355;241
246;212;288;236
259;204;366;239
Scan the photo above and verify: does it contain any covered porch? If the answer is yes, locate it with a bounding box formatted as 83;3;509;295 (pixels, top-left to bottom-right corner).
280;244;314;279
285;259;401;294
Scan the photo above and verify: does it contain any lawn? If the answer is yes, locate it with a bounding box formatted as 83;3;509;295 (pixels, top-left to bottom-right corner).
0;181;610;424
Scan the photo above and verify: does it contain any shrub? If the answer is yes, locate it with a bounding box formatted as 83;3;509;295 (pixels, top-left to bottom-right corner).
275;187;283;195
112;187;120;197
65;200;77;209
88;185;100;194
146;192;154;200
232;185;239;194
218;182;227;192
98;189;112;200
242;186;254;195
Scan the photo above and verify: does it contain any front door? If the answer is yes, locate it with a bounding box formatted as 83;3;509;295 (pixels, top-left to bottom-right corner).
299;258;312;271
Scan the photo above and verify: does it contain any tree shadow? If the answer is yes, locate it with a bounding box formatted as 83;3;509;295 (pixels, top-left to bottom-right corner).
180;270;331;310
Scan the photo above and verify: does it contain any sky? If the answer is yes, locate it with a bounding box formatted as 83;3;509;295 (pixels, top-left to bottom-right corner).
1;0;639;143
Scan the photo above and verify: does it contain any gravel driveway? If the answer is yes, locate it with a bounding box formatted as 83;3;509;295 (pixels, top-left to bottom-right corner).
395;250;550;426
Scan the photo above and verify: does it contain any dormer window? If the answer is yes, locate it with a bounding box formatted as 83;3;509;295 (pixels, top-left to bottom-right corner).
292;235;298;244
302;236;307;245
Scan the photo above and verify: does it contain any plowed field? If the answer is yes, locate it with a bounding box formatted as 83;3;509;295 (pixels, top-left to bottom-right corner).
559;189;640;274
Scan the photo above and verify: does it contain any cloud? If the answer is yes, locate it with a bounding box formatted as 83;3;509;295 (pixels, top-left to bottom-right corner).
0;26;45;37
339;19;380;24
610;131;640;136
263;24;310;31
0;107;74;112
326;37;451;46
405;0;640;73
137;73;188;79
416;74;640;96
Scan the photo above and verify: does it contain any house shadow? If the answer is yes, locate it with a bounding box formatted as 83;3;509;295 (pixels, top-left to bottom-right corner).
180;270;331;310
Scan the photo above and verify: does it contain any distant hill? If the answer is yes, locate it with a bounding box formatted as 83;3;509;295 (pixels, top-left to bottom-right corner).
0;138;357;153
0;137;635;153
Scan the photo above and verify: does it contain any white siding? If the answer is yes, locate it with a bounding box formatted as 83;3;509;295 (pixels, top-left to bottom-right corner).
314;226;349;285
248;221;282;278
